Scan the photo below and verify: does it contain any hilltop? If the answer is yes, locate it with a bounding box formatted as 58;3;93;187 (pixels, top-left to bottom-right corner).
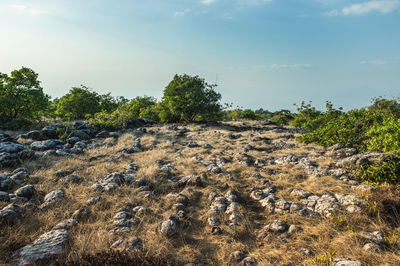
1;120;399;265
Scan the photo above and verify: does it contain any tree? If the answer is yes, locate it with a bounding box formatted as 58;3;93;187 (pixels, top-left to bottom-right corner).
0;67;50;125
159;74;222;122
54;86;122;119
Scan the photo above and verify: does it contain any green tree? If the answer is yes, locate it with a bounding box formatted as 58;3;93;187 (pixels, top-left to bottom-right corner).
54;86;121;119
159;74;222;122
0;67;50;125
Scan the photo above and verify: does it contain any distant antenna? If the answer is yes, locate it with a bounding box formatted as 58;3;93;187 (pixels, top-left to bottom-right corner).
215;73;219;85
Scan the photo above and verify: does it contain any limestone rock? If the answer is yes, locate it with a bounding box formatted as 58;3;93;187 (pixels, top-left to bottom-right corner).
111;237;143;252
9;229;71;265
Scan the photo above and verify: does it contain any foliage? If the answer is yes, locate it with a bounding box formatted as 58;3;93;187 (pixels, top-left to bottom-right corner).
291;101;343;131
296;99;400;150
54;86;122;120
269;109;295;125
0;67;50;127
88;96;160;130
121;96;159;120
366;117;400;155
311;249;336;266
228;109;259;120
358;159;400;185
158;74;222;122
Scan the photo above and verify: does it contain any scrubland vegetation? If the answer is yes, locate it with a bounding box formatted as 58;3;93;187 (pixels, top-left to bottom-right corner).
1;67;400;265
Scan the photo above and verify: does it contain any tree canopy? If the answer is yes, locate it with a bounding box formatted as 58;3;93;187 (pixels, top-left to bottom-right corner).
158;74;222;123
0;67;50;125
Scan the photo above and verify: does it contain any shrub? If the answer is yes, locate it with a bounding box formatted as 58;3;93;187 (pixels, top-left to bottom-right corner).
358;159;400;185
269;109;295;125
158;74;222;122
229;109;259;120
366;117;400;155
54;86;121;120
121;96;159;121
0;67;50;127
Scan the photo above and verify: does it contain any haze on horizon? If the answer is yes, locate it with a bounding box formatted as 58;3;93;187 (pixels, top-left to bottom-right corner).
0;0;399;111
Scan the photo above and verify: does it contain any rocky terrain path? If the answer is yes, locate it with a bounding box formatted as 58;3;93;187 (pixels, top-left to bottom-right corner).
1;121;399;265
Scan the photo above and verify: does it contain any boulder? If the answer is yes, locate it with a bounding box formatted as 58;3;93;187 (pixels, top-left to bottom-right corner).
159;215;179;237
0;132;15;143
70;130;91;140
0;204;25;226
40;126;60;139
0;174;12;191
31;140;63;151
14;185;35;198
26;130;41;140
0;142;26;153
8;229;71;265
40;190;65;209
96;131;110;138
0;191;10;201
0;152;18;168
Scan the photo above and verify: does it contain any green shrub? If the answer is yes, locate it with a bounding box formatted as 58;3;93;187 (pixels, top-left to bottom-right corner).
54;86;121;120
269;109;294;125
358;159;400;185
367;117;400;155
229;109;259;120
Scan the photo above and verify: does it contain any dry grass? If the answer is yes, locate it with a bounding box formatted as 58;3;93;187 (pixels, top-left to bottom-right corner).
1;121;400;265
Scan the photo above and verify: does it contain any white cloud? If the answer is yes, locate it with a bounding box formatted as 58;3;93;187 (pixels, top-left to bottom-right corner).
174;9;190;17
10;4;46;15
325;0;400;16
360;60;399;65
270;64;314;69
201;0;217;4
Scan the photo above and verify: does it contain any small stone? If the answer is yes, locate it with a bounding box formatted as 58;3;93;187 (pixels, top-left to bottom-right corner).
111;237;143;252
71;208;90;221
132;206;149;216
159;218;179;237
267;220;288;233
333;258;364;266
346;205;362;213
288;225;302;234
363;242;381;252
174;203;185;211
299;248;313;256
53;219;78;230
86;196;100;205
241;256;257;265
359;231;385;245
228;251;245;263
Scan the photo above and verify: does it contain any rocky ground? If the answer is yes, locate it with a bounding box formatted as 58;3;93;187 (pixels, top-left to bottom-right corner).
1;121;400;265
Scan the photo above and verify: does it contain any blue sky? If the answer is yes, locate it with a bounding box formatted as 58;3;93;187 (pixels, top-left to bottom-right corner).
0;0;399;111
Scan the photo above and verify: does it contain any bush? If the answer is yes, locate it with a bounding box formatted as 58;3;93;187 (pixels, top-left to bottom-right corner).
367;117;400;155
228;109;259;120
269;109;294;125
54;86;121;120
358;159;400;185
0;67;50;127
158;74;222;122
121;96;159;121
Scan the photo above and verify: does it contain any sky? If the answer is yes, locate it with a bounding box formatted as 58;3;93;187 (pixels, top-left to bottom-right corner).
0;0;399;111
